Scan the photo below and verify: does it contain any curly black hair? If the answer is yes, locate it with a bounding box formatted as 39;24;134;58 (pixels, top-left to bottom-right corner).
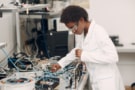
60;5;88;24
131;82;135;89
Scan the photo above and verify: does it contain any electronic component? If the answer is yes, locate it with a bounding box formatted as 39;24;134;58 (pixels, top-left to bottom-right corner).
0;42;6;49
0;11;2;18
0;4;4;18
110;35;123;47
0;68;7;80
0;77;35;90
6;78;29;84
36;77;59;90
8;52;34;72
61;61;85;89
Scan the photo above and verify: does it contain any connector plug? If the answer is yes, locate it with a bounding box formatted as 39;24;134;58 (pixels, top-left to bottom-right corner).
0;42;7;49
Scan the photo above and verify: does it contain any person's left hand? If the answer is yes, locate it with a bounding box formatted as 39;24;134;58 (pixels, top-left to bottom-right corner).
51;63;61;72
75;49;82;58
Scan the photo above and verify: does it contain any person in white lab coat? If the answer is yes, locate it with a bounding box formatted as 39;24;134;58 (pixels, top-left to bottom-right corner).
51;5;125;90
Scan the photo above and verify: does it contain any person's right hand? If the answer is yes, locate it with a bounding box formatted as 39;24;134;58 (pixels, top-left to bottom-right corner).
51;63;61;72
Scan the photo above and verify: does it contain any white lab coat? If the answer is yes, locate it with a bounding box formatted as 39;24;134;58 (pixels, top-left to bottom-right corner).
58;20;125;90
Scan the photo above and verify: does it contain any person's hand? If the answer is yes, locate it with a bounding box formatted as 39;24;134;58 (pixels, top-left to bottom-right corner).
75;49;82;58
51;63;61;72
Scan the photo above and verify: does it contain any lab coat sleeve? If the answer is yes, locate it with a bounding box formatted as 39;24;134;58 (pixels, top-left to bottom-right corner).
58;34;83;68
81;27;118;64
58;48;77;68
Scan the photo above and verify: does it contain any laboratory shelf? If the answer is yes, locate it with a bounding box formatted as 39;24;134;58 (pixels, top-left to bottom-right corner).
116;44;135;53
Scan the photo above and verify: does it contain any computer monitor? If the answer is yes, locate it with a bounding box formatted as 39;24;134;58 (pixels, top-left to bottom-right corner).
45;31;69;57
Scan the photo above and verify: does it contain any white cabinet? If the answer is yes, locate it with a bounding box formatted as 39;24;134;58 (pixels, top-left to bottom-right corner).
0;11;16;67
116;44;135;53
117;44;135;86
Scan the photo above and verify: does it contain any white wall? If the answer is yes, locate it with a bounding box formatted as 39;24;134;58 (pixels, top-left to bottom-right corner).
90;0;135;86
0;12;16;67
90;0;135;44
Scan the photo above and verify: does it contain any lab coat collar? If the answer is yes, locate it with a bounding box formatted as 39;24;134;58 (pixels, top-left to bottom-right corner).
88;19;96;36
83;19;96;43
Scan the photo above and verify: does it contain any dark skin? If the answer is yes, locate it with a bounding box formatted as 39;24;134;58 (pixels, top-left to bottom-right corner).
51;18;90;72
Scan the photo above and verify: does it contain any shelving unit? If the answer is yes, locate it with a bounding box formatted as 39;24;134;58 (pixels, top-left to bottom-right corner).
116;44;135;53
1;4;50;52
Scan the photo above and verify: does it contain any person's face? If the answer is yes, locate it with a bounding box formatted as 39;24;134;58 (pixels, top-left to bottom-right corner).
65;18;85;35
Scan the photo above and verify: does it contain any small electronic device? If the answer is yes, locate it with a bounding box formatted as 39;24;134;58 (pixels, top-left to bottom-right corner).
0;11;2;18
36;77;60;90
0;68;7;80
0;4;4;18
0;42;6;49
0;77;35;90
21;0;40;4
8;52;33;72
110;35;123;46
6;78;30;84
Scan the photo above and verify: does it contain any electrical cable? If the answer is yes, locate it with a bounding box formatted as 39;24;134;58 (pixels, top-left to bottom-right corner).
41;19;50;58
1;48;34;72
0;43;17;66
1;48;20;72
23;19;39;57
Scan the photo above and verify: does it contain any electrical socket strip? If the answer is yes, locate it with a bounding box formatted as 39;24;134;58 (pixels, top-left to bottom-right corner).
0;42;7;49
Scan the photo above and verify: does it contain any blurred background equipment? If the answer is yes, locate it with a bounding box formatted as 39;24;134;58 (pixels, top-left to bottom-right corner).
0;77;35;90
21;0;40;4
8;52;33;72
110;35;123;47
0;67;7;80
45;31;69;57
